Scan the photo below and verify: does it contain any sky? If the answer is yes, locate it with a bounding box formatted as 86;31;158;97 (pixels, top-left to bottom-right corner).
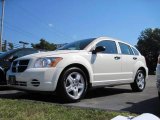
0;0;160;48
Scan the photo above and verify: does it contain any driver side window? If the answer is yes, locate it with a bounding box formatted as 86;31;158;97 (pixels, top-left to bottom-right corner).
96;40;118;54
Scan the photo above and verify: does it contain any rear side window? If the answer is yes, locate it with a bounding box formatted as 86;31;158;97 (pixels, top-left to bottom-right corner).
119;42;134;55
96;40;117;54
132;47;139;55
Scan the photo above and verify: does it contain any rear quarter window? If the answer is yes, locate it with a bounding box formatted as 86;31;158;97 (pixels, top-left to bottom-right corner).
132;47;140;55
119;42;134;55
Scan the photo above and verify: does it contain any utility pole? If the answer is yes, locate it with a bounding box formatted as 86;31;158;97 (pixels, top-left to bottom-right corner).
0;0;5;51
19;41;29;48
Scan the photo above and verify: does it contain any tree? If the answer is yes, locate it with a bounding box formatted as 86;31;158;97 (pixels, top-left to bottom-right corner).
31;38;57;51
136;28;160;74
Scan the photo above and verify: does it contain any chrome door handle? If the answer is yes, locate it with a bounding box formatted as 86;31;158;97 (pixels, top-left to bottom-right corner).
133;57;137;60
114;56;121;60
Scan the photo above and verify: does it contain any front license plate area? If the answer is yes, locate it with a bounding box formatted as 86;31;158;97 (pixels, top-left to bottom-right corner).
8;75;16;85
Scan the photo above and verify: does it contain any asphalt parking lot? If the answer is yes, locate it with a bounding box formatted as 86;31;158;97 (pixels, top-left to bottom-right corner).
0;75;159;116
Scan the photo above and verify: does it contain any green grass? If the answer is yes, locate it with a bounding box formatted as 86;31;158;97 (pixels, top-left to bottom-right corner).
0;99;136;120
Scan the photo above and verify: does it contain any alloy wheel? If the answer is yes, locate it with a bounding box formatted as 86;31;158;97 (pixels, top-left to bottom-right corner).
65;72;85;100
136;72;145;90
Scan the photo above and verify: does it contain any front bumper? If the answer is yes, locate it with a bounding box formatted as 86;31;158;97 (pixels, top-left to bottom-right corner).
6;67;63;92
156;64;160;92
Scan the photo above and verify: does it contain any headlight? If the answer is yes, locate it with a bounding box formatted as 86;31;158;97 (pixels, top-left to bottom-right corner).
34;57;63;68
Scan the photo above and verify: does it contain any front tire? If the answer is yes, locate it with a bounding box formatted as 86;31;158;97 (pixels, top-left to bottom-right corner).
57;67;88;102
0;71;6;85
130;70;146;92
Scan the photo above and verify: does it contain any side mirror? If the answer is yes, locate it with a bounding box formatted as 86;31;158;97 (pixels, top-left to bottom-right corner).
92;46;106;54
9;56;18;62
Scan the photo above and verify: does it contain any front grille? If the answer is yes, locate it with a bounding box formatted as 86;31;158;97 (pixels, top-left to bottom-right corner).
12;60;29;73
16;81;27;86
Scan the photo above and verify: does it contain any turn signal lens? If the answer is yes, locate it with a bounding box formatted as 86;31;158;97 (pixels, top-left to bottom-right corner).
50;57;63;67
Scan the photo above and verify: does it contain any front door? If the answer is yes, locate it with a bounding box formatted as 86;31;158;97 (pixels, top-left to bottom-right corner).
91;40;122;85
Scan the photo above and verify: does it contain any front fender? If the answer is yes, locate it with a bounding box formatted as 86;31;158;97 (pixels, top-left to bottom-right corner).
57;54;94;83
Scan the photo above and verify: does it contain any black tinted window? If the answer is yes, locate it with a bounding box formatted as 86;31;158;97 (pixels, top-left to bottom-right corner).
13;49;38;58
0;49;17;59
119;42;134;55
96;40;117;54
132;47;139;55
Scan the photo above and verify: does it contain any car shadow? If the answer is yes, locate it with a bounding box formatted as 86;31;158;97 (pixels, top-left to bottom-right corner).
85;87;132;99
0;87;132;104
121;97;160;117
0;89;62;103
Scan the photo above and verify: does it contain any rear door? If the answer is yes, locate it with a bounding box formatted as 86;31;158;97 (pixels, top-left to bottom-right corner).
118;42;137;81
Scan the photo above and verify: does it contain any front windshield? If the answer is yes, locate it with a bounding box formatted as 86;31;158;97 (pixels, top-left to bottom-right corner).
58;38;95;50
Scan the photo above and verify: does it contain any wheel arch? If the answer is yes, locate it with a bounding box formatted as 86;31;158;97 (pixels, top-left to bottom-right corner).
138;67;147;77
57;63;92;90
133;61;148;80
131;67;147;92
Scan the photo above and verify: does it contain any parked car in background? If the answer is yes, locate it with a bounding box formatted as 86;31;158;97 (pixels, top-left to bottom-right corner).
0;52;4;54
156;55;160;99
7;37;148;102
0;48;40;85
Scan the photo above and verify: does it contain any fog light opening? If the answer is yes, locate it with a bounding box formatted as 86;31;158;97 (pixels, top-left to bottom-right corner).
31;79;40;87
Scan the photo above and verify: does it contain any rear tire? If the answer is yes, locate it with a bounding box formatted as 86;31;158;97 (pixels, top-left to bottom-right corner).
57;67;88;102
158;92;160;100
130;70;146;92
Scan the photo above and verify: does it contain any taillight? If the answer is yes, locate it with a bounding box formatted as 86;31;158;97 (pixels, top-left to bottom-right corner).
158;56;160;64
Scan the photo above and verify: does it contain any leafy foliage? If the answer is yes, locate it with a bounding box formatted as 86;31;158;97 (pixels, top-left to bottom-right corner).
31;38;57;51
136;28;160;74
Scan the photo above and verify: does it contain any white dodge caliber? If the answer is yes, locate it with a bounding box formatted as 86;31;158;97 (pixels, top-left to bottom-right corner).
7;37;148;102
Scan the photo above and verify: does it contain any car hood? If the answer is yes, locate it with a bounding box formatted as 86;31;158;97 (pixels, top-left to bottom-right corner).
16;50;84;60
